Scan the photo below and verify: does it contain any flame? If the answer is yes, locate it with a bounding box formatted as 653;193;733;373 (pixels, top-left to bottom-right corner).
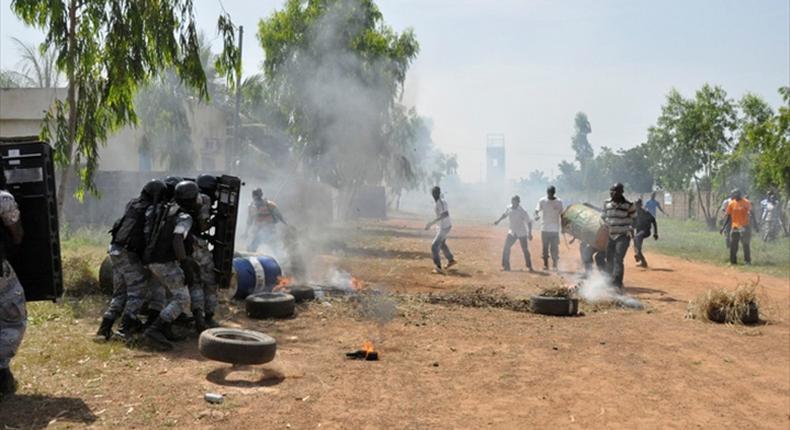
273;276;293;292
362;340;375;355
351;276;365;291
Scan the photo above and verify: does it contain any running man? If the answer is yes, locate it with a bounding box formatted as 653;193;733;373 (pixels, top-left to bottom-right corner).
644;192;667;217
425;186;457;273
494;195;534;272
633;199;659;268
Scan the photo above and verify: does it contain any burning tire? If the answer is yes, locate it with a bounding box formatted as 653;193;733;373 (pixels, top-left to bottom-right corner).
287;286;316;303
530;295;579;316
246;292;296;319
199;328;277;365
98;256;114;296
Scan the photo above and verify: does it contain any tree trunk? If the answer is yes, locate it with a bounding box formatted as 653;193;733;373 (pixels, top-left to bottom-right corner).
693;177;716;230
56;0;78;222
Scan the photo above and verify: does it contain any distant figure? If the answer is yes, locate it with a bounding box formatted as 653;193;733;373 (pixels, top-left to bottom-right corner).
602;182;636;290
534;185;564;271
494;195;534;272
425;186;456;274
720;189;759;265
633;199;659;268
760;191;784;242
245;188;287;252
644;192;667;217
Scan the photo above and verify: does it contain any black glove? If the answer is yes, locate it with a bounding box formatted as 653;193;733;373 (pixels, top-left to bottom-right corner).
180;258;201;286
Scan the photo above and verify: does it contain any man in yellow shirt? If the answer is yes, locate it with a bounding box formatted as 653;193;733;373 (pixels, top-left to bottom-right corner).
721;189;759;265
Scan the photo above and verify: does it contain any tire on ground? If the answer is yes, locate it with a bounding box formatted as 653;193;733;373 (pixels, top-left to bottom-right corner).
98;256;114;295
199;328;277;365
708;301;759;324
246;292;296;319
530;296;579;316
287;286;316;303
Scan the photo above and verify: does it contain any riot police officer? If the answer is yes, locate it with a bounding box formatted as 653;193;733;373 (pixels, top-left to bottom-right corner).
142;181;197;350
0;172;25;399
96;179;166;340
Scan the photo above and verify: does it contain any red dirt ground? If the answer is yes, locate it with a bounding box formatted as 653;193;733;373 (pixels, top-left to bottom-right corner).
2;217;788;429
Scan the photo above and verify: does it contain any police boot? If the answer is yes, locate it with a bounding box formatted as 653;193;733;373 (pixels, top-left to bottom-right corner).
0;368;17;397
161;321;185;342
204;312;220;329
95;317;115;341
193;310;208;334
115;314;142;341
143;318;174;351
142;309;160;331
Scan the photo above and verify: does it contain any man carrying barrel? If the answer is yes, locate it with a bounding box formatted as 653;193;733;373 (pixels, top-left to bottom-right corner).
601;183;636;290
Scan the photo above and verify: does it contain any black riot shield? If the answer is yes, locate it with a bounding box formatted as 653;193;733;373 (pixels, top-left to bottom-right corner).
0;138;63;301
210;175;241;289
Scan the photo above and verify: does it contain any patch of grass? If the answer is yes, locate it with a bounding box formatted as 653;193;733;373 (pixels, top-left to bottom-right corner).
537;285;574;298
62;252;102;296
61;225;110;250
651;218;789;278
686;282;759;324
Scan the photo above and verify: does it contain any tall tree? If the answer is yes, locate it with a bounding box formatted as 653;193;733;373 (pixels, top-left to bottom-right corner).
11;0;239;216
645;84;737;228
571;112;593;166
9;36;62;88
257;0;419;189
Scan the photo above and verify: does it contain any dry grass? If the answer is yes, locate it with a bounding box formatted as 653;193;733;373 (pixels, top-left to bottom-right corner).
537;285;575;298
62;252;102;296
687;281;760;324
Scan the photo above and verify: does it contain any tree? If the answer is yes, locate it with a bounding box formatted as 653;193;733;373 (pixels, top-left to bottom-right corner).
257;0;419;190
8;36;62;88
645;85;737;228
11;0;239;216
734;88;790;196
571;112;593;166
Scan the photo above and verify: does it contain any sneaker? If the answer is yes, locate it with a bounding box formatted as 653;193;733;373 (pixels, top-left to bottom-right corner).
432;267;445;274
527;267;535;273
542;265;549;271
744;261;752;266
445;260;457;269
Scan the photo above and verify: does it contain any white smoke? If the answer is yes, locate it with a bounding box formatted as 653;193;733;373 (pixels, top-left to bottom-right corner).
575;270;643;309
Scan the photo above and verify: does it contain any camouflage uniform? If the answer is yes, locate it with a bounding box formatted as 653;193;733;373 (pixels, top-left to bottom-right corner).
146;209;193;323
189;194;218;314
103;244;148;320
0;191;25;370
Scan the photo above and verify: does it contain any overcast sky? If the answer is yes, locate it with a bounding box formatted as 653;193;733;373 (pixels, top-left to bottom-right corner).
1;0;788;182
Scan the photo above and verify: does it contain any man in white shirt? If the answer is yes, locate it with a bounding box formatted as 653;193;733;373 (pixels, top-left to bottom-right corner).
534;186;564;271
494;195;534;271
425;186;456;273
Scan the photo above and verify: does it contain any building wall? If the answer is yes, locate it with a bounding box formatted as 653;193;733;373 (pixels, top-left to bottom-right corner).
0;87;228;172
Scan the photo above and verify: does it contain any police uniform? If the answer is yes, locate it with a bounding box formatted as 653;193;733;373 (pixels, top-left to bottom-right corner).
188;194;218;315
147;204;192;323
103;198;150;322
0;190;25;371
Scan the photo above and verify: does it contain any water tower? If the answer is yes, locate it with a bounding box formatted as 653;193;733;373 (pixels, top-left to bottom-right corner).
486;134;505;184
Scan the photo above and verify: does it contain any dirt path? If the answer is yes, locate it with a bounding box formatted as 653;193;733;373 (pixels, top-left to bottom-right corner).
2;218;788;429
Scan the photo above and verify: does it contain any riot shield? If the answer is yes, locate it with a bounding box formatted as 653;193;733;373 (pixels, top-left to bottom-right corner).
211;175;241;289
0;138;63;301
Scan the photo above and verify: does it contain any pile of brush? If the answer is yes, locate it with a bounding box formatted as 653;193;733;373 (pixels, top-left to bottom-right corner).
687;282;760;324
538;285;576;298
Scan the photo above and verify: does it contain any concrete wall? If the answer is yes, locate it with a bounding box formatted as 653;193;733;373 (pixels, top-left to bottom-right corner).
0;87;228;172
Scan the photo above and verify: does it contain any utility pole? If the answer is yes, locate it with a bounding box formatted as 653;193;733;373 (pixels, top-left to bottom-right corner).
231;25;244;170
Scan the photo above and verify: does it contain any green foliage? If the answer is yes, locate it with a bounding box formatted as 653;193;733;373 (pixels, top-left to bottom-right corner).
571;112;593;165
11;0;240;197
8;36;62;88
257;0;420;189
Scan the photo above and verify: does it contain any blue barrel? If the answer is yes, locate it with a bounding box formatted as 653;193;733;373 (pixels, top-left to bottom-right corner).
232;256;282;299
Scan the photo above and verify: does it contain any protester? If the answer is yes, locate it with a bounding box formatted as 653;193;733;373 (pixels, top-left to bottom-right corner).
245;188;287;252
719;191;735;249
534;186;564;271
601;183;636;289
425;186;456;274
643;192;666;217
633;199;659;268
760;191;784;242
721;189;759;265
494;195;534;272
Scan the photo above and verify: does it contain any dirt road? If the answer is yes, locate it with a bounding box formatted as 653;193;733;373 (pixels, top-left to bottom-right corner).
2;217;788;429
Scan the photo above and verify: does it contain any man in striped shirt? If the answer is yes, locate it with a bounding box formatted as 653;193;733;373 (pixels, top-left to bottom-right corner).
601;183;636;290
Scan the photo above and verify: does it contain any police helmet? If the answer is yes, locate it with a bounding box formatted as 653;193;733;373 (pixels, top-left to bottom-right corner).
174;180;199;209
196;174;217;196
141;179;166;203
611;182;624;194
163;176;183;200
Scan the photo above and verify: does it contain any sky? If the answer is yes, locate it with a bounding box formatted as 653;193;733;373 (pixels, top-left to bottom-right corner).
1;0;788;182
